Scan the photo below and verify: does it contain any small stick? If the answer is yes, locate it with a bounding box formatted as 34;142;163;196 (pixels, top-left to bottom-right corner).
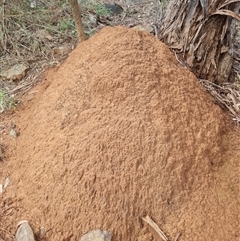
174;232;181;241
152;24;158;38
173;51;187;68
69;0;86;42
121;12;127;22
142;215;168;241
2;0;7;53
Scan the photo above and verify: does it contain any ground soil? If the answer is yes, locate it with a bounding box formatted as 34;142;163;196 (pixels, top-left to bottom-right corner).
0;26;240;241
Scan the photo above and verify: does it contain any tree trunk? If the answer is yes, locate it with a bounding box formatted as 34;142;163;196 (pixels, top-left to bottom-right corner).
69;0;86;42
159;0;240;84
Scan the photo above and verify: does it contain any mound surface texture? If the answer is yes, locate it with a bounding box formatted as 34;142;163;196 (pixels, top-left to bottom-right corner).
1;27;240;240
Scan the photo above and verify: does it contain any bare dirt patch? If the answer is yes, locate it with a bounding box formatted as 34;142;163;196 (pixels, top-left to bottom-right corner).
0;26;239;241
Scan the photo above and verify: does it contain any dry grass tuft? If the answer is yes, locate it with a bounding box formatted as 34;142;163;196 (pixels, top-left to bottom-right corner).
200;79;240;124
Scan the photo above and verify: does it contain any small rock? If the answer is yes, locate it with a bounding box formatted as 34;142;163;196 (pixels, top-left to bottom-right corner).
80;229;112;241
9;129;18;138
16;221;35;241
104;3;123;15
29;0;36;8
39;226;46;239
1;64;29;82
3;177;10;189
132;24;153;33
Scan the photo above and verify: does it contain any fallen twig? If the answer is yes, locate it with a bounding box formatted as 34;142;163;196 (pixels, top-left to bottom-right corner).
152;24;158;38
174;232;181;241
121;12;127;22
173;51;187;68
142;215;168;241
2;0;7;53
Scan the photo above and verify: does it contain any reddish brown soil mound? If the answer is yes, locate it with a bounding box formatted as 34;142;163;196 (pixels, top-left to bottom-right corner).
1;26;240;241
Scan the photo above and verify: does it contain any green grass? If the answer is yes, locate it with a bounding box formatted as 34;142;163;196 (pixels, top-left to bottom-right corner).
81;0;111;17
93;3;111;17
236;30;240;38
58;18;75;31
0;89;17;112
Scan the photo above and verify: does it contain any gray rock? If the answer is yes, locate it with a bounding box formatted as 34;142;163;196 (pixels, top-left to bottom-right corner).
9;129;18;138
104;3;123;15
1;64;29;82
16;221;35;241
80;229;112;241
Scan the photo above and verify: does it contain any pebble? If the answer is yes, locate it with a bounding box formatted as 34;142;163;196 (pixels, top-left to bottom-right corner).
16;221;35;241
80;229;112;241
0;64;29;82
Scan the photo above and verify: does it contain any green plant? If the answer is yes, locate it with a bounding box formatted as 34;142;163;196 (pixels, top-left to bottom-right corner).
58;19;75;31
81;0;110;17
0;89;17;112
236;29;240;38
94;3;111;17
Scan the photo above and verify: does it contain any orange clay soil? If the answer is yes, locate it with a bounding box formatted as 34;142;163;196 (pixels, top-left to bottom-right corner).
0;26;239;241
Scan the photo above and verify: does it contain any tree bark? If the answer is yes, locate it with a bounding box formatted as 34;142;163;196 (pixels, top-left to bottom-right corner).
159;0;240;84
69;0;86;42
